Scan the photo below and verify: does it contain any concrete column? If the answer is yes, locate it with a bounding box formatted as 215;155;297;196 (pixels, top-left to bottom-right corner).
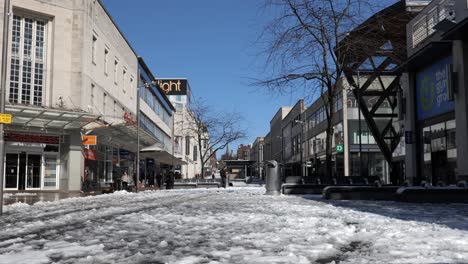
404;73;418;184
453;40;468;181
68;130;84;191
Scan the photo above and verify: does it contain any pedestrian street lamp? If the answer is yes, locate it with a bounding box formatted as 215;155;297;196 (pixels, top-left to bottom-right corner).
294;119;306;177
344;71;363;177
0;0;11;215
135;80;159;192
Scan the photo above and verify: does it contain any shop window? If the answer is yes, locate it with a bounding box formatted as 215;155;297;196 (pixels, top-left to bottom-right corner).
43;155;58;189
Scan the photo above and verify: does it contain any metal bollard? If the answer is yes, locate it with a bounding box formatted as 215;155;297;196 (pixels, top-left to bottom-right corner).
265;160;281;195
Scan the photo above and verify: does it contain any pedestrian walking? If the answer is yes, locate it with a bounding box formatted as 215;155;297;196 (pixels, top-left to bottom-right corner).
166;171;175;189
121;170;129;191
220;168;227;188
156;172;162;189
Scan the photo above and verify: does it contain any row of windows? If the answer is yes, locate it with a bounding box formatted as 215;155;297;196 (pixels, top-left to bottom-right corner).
307;93;343;130
92;34;134;99
9;15;45;106
292;134;302;156
140;83;172;127
140;113;171;147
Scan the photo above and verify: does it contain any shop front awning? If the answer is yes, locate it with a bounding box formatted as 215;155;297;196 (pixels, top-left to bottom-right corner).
5;105;102;131
141;144;188;166
88;122;160;152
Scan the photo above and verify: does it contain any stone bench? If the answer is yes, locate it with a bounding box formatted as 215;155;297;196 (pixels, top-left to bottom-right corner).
281;183;327;195
396;187;468;203
170;183;198;189
197;183;220;189
322;186;400;201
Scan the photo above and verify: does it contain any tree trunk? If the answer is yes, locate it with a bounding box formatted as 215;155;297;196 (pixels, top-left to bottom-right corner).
201;163;205;179
325;122;334;179
324;88;335;180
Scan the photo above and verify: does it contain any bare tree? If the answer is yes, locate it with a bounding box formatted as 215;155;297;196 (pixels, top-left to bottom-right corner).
255;0;387;178
186;98;247;178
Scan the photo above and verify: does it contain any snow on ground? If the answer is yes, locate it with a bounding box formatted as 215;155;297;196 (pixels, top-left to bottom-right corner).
3;193;37;198
0;187;467;264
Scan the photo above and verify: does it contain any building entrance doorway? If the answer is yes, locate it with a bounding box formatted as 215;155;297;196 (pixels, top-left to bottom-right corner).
390;160;405;185
4;153;41;190
431;150;447;185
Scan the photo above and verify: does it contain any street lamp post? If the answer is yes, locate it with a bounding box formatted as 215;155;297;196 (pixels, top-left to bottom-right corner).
136;81;158;193
295;120;305;177
0;0;11;215
357;71;363;177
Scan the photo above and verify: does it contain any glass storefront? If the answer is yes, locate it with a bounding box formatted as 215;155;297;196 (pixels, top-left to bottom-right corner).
4;142;60;191
350;152;389;180
422;119;457;185
85;144;136;191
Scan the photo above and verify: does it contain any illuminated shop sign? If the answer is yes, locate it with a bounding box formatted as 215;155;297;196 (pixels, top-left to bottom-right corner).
416;56;455;121
156;79;188;95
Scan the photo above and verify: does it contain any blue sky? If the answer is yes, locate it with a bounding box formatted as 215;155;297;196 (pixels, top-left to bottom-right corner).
101;0;300;146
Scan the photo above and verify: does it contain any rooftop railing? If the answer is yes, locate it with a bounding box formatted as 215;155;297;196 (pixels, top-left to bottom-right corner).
411;0;455;48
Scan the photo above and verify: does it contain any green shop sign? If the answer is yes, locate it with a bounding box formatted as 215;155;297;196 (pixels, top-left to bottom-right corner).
336;144;344;153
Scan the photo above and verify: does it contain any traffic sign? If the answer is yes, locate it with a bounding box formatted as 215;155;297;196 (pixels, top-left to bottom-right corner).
336;144;344;153
0;113;12;124
82;135;97;145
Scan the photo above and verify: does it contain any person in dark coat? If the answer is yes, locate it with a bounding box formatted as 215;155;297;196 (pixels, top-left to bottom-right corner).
166;171;174;189
220;168;227;188
148;170;155;187
156;173;163;189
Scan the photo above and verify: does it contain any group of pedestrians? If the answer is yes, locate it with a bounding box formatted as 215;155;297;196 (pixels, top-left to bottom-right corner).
83;167;229;192
119;170;178;190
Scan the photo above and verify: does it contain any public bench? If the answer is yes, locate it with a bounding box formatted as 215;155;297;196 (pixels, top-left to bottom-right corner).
171;183;198;189
282;183;327;195
322;186;400;200
396;186;468;203
281;176;384;196
196;182;220;188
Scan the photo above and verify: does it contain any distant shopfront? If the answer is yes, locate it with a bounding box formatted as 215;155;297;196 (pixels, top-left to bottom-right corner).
415;55;456;185
84;145;136;190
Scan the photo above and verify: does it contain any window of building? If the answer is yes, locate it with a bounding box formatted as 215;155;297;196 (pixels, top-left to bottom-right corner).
90;83;95;113
103;93;107;115
176;95;182;101
129;76;134;100
174;103;183;112
113;100;117;118
92;35;97;64
114;59;119;85
104;48;109;75
335;93;343;112
186;136;191;156
193;145;198;161
9;15;46;106
122;68;127;93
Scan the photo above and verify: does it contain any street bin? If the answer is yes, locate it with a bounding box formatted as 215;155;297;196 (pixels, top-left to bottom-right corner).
265;160;281;195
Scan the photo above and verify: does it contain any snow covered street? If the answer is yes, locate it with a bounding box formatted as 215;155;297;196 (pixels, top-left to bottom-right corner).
0;187;468;264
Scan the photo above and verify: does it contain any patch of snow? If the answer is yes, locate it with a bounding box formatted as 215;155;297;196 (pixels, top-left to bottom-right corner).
0;187;467;263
